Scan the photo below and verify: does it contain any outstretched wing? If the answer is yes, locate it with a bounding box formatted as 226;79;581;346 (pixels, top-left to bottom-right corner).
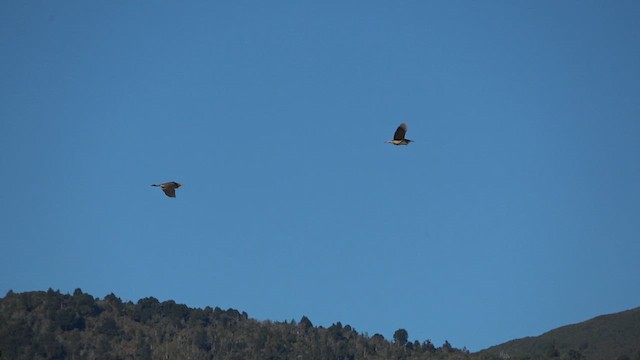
162;187;176;197
393;123;408;140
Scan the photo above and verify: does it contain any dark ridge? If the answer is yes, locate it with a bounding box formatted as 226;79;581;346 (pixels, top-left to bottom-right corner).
477;307;640;360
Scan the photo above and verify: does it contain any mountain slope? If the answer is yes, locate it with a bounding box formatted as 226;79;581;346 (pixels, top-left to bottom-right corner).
2;289;638;359
0;289;469;360
478;307;640;359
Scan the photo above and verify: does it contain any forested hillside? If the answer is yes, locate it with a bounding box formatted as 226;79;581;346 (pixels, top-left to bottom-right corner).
478;307;640;360
0;289;469;360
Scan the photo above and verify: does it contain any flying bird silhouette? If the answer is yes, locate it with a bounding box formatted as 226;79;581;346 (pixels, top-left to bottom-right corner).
151;182;182;198
385;123;413;145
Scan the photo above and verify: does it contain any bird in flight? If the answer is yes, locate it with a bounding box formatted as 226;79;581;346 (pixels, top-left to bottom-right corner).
385;123;413;145
152;182;182;198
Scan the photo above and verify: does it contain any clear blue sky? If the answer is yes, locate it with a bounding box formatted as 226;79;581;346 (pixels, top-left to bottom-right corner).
1;0;639;352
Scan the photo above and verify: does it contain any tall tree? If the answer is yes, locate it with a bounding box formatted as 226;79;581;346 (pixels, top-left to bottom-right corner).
394;328;409;347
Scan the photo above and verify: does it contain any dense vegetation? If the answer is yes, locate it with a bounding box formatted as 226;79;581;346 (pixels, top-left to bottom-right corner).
3;289;638;359
0;289;470;360
477;307;640;360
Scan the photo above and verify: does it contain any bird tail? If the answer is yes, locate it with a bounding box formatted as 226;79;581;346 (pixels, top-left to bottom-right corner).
151;184;160;187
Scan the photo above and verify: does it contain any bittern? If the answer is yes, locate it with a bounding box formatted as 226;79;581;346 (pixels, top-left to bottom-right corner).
151;182;182;198
385;123;413;145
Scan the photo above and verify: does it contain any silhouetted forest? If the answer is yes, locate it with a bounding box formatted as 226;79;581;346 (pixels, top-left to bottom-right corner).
0;289;470;359
478;307;640;360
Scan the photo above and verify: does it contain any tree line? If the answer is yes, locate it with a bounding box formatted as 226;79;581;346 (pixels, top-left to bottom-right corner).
0;289;470;360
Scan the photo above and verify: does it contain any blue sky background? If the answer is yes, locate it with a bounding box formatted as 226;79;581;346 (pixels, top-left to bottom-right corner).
1;0;639;351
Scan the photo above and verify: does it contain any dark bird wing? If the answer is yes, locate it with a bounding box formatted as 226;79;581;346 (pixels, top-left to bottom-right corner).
152;181;180;197
162;187;176;197
393;123;408;140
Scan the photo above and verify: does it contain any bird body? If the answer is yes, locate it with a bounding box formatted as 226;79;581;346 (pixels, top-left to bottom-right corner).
385;123;413;145
152;181;182;198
